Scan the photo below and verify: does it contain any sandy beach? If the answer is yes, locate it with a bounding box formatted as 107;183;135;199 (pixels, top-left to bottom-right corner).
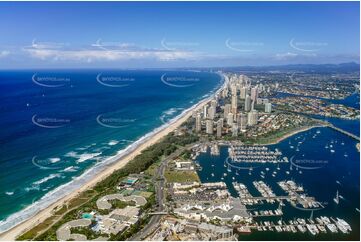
0;75;226;241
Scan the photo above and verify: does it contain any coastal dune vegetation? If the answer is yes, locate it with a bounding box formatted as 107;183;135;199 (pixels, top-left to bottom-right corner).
17;131;199;241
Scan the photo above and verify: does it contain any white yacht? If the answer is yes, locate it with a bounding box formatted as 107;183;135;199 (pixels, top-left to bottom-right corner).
334;190;339;204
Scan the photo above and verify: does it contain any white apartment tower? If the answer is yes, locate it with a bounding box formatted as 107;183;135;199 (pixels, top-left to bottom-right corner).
206;120;213;134
224;104;231;118
216;119;223;138
239;112;247;131
240;87;247;99
208;106;216;120
245;95;252;112
251;87;258;101
203;105;208;119
232;123;238;137
247;110;258;126
227;113;234;126
195;113;202;132
231;95;238;115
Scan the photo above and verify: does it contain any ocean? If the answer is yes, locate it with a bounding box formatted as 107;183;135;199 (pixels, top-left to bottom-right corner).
0;69;223;232
196;93;360;240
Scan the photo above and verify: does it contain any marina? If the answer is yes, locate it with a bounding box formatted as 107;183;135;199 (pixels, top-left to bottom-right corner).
229;145;285;163
237;216;352;235
195;126;359;240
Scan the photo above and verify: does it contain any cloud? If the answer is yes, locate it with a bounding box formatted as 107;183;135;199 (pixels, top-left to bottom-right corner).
274;52;317;61
91;39;138;50
31;39;67;49
23;39;198;62
274;52;299;60
0;50;10;58
12;39;359;68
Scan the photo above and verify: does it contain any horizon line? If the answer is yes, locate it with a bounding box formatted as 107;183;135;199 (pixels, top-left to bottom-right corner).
0;62;359;71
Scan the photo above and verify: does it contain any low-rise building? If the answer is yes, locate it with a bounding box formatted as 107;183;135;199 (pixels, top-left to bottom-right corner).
198;222;233;239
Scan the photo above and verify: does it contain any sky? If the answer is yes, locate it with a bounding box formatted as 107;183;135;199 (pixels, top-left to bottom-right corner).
0;1;359;68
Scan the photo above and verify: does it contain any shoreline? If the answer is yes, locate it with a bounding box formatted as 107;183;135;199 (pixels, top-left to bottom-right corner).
257;124;326;146
0;73;227;241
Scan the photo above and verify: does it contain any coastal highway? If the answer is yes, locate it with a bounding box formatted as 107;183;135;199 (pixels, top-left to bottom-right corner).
129;144;193;240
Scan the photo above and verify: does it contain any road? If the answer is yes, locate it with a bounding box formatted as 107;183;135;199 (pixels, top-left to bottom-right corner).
129;144;192;240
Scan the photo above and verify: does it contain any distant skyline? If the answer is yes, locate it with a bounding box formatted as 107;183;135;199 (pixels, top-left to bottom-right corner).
0;1;359;68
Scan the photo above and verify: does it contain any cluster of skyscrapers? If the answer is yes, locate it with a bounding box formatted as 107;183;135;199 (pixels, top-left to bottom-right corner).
195;74;272;137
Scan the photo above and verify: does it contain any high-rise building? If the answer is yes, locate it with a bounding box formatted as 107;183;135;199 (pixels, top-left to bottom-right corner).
231;84;237;96
206;120;213;134
236;113;241;125
211;100;217;109
240;75;250;86
219;117;224;128
251;87;258;101
231;95;238;115
203;105;208;119
222;88;229;98
239;74;245;83
224;104;231;118
227;113;234;126
232;123;238;137
251;100;255;111
240;87;247;99
265;103;272;113
216;119;223;138
239;112;247;131
195;113;202;132
208;106;215;120
245;95;252;112
247;110;258;126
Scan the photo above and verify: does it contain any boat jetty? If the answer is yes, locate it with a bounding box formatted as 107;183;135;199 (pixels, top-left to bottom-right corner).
278;180;322;209
229;145;286;163
237;216;352;235
253;181;277;203
233;182;260;205
191;141;224;160
233;181;322;209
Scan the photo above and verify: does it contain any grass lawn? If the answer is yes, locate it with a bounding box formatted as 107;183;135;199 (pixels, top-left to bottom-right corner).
164;170;200;183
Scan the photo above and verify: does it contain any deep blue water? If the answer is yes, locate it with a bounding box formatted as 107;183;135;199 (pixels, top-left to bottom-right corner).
0;70;222;231
196;126;360;240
